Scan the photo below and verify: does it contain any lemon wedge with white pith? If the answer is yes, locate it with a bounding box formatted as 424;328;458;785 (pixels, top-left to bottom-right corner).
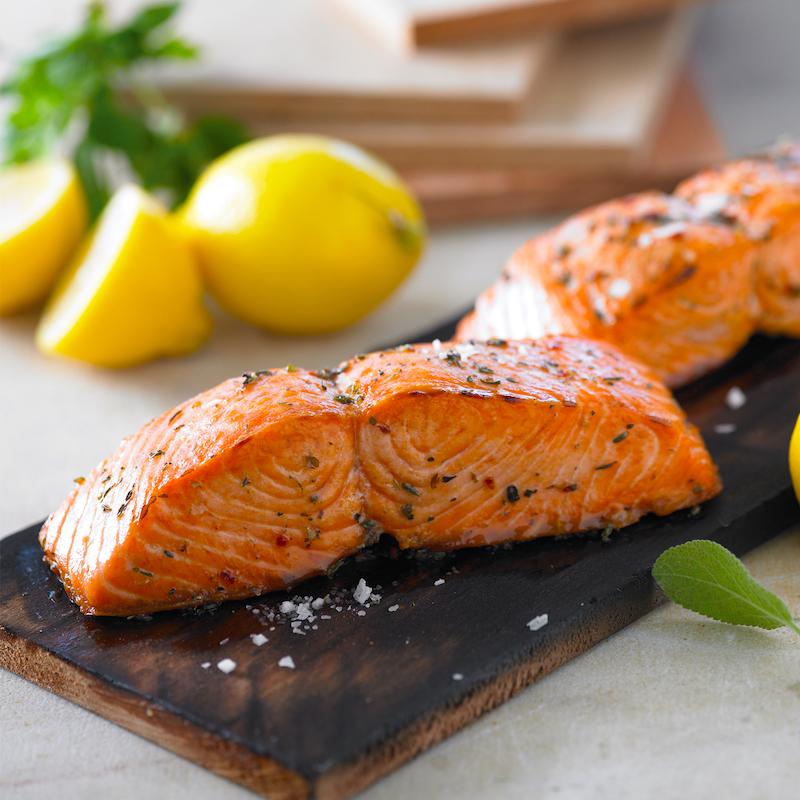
0;157;88;316
36;184;212;368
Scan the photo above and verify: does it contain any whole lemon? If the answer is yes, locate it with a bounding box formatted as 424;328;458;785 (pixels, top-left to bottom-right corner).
179;135;426;335
790;412;800;503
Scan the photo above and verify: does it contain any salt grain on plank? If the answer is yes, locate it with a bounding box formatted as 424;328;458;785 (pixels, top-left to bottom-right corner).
250;633;268;646
278;655;296;669
217;658;237;674
453;673;464;681
353;578;372;605
714;423;737;434
388;604;399;612
527;614;549;631
725;386;747;409
434;579;445;586
200;662;211;669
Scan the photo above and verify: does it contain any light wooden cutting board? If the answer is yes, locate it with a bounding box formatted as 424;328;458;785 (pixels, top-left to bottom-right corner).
329;0;701;50
403;70;726;222
152;0;555;123
244;9;698;171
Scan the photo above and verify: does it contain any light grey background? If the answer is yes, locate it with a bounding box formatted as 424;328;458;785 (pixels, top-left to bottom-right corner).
2;2;799;799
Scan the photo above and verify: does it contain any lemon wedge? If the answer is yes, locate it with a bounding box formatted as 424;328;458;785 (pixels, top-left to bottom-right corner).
791;413;800;503
179;134;425;335
0;157;88;316
36;184;212;368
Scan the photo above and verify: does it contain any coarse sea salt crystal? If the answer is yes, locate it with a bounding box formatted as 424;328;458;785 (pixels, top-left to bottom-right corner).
714;423;737;434
454;343;478;359
320;614;332;619
651;221;687;239
693;192;730;219
279;600;296;614
452;673;464;681
527;614;549;631
201;662;211;669
434;579;445;586
217;658;237;674
726;386;747;410
432;339;442;354
250;633;268;646
219;638;229;645
353;578;372;605
311;598;325;610
278;656;296;669
335;372;355;390
607;278;631;299
388;605;399;612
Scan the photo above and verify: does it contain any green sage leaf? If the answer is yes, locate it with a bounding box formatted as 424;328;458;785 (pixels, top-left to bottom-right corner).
653;540;800;634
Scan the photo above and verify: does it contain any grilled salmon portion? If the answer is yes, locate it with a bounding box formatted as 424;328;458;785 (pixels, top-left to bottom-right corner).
457;146;800;387
349;337;720;550
41;337;721;616
457;192;757;388
674;143;800;336
40;370;366;616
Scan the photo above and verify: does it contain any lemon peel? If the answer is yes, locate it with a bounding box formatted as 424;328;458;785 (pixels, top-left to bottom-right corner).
180;134;425;335
790;413;800;503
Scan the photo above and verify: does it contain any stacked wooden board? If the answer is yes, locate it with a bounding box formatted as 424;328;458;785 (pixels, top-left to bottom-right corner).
330;0;704;50
153;0;723;219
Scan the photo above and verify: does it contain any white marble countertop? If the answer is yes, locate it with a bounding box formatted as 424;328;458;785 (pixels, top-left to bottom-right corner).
2;1;800;798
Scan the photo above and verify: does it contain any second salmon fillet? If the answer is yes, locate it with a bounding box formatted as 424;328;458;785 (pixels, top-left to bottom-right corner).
40;336;721;616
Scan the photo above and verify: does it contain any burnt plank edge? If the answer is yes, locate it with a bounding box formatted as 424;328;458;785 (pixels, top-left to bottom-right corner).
313;486;799;799
0;488;796;800
0;629;310;800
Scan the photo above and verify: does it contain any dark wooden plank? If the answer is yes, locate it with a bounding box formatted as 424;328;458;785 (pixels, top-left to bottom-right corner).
2;333;799;800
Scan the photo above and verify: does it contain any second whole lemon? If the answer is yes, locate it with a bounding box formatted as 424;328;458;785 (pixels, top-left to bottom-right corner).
179;135;425;335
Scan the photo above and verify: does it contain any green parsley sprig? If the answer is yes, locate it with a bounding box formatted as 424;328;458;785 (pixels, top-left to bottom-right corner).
1;1;249;218
653;539;800;637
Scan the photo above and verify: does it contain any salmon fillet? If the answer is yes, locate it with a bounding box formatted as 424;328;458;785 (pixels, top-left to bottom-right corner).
457;145;800;387
674;143;800;337
40;337;721;616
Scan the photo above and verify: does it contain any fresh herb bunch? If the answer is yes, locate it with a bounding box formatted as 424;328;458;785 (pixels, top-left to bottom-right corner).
653;540;800;637
1;1;249;218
